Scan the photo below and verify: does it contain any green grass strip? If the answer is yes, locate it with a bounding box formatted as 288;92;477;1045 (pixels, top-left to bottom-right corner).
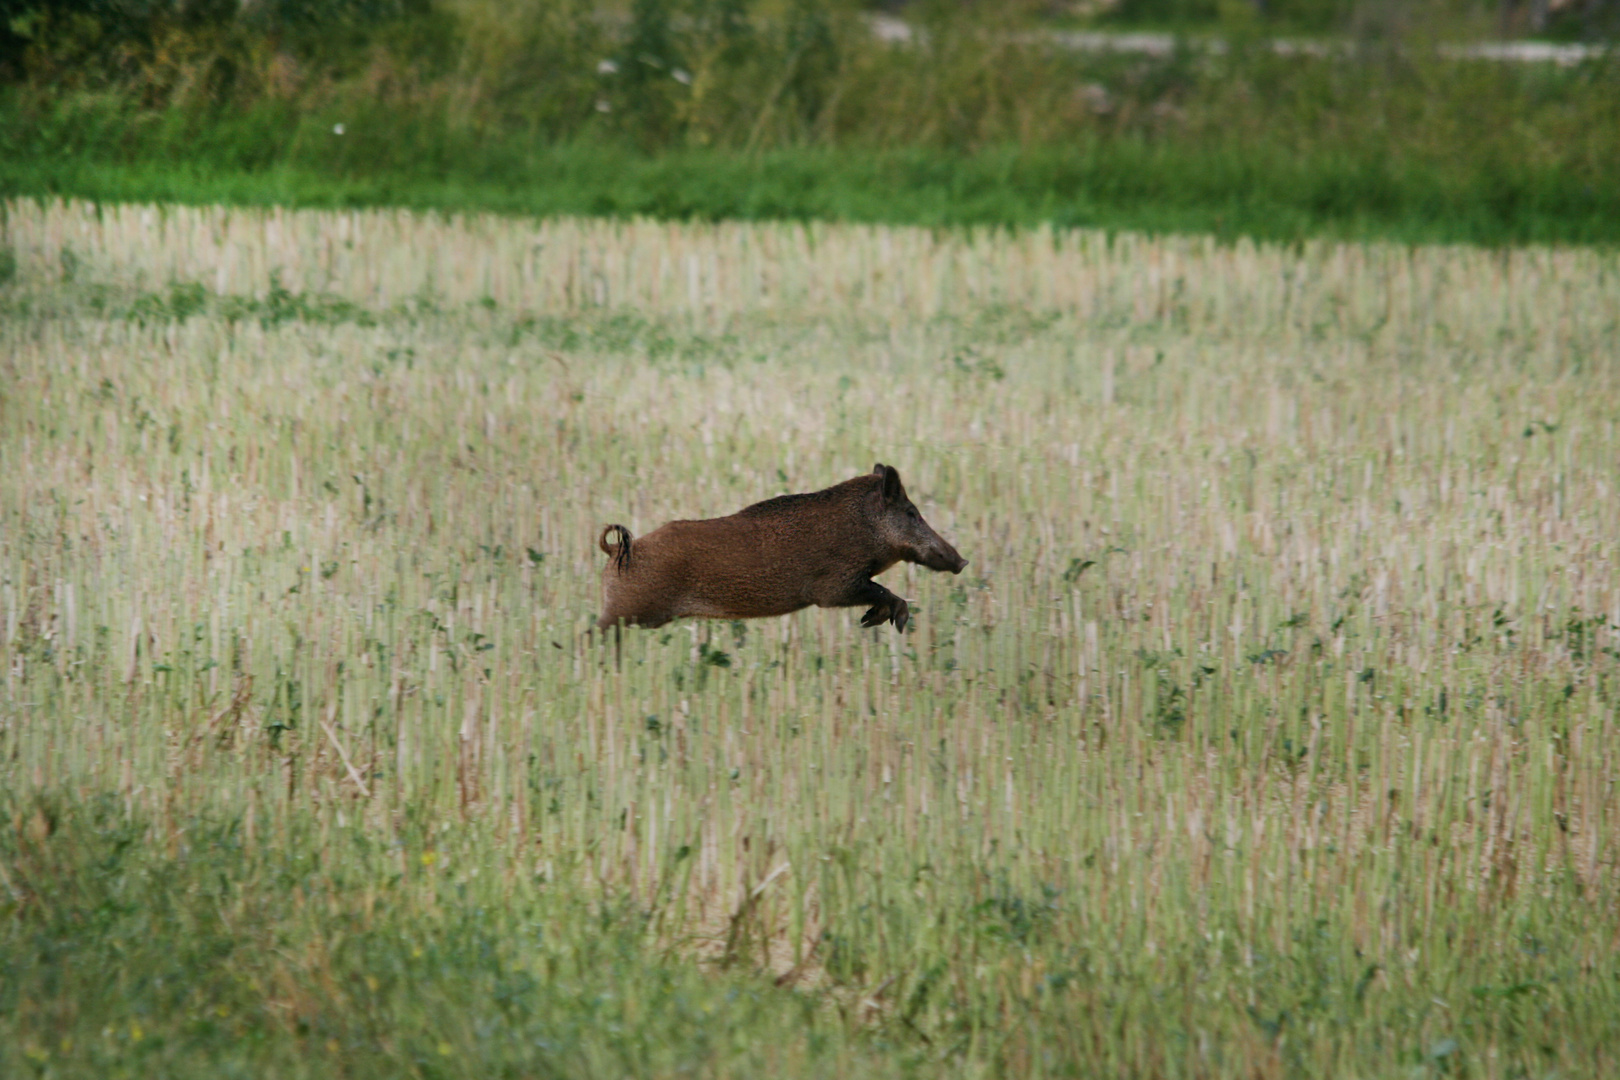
4;115;1617;246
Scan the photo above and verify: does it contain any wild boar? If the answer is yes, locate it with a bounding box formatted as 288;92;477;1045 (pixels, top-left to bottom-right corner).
596;463;966;632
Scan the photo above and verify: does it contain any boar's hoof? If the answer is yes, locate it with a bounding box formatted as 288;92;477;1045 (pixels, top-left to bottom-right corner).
861;597;910;632
891;598;910;631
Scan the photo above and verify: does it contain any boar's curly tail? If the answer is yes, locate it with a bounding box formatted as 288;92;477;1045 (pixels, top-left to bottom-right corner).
598;524;633;572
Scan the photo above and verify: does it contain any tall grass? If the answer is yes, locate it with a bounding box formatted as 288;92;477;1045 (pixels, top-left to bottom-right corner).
2;198;1619;1076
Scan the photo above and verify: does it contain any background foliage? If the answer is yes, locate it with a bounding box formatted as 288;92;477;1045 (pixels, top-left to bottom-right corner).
1;0;1618;242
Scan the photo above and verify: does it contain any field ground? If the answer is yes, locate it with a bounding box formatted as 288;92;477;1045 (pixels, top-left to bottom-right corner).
2;199;1620;1076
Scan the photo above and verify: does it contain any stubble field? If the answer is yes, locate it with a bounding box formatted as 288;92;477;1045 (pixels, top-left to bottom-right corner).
2;199;1618;1078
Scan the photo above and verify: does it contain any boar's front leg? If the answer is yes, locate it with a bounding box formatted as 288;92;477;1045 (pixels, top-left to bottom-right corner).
862;598;909;631
828;578;910;631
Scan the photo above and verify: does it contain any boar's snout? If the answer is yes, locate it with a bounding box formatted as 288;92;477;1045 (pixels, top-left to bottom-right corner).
922;542;967;575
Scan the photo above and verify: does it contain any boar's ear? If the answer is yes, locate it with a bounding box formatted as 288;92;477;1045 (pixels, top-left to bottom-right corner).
877;464;904;504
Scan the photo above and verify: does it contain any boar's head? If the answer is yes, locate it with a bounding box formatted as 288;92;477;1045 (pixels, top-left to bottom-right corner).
871;463;967;575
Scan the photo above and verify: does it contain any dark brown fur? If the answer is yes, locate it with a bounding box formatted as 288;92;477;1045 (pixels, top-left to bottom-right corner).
596;464;966;632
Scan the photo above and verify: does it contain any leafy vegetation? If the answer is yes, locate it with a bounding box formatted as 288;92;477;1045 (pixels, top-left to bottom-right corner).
1;0;1617;243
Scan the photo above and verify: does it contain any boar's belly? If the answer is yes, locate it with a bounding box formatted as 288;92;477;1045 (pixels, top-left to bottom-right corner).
665;566;811;619
671;588;809;620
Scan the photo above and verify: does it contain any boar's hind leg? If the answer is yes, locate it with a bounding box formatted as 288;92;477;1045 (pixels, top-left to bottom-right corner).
828;579;910;632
